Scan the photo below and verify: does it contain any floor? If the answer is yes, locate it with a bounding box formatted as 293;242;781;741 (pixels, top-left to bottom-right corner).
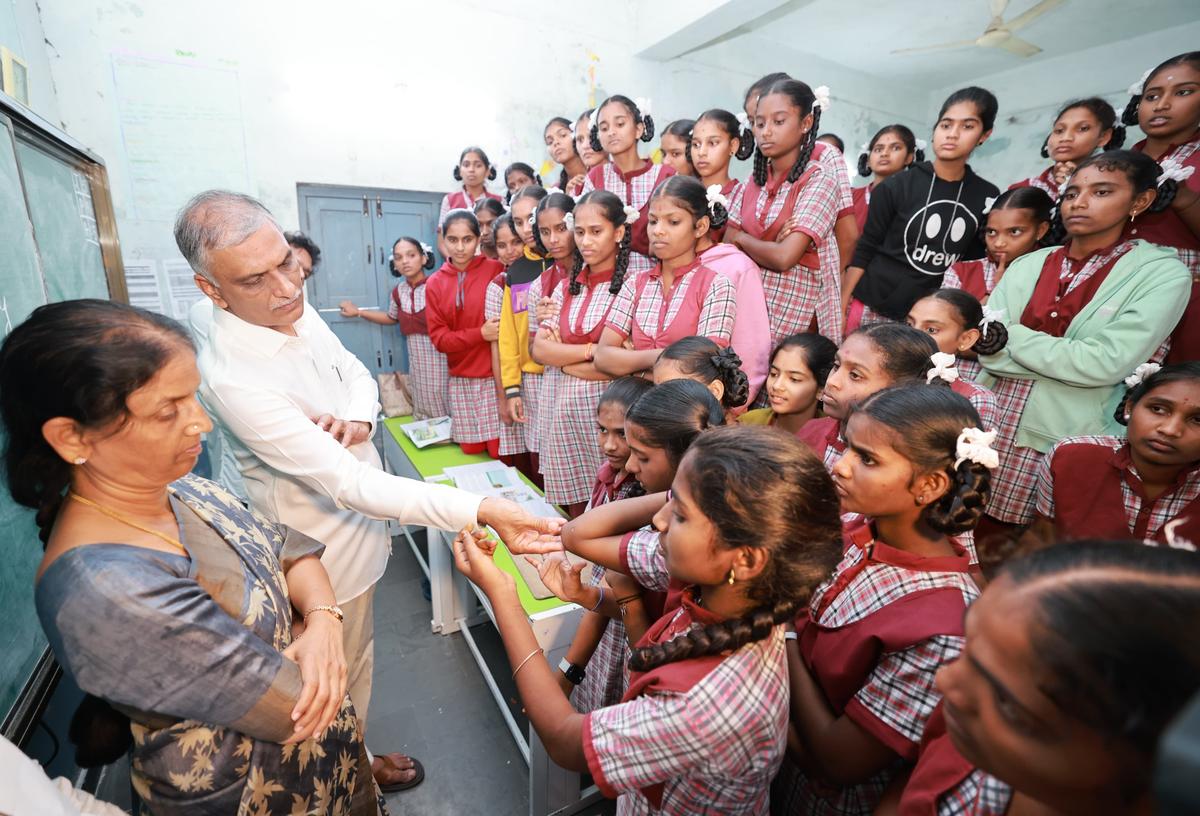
366;531;615;816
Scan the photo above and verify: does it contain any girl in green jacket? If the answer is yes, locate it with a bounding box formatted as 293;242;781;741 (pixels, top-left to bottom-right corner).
978;150;1191;538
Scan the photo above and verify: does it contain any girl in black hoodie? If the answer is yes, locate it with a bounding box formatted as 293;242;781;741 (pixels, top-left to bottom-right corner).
845;87;1001;325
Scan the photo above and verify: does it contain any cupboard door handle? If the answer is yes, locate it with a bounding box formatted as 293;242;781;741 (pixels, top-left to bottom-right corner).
388;348;393;367
376;350;383;368
366;244;372;264
362;196;369;216
376;196;383;218
378;245;384;265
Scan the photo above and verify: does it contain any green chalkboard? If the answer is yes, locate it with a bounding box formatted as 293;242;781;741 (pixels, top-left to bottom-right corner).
0;116;51;734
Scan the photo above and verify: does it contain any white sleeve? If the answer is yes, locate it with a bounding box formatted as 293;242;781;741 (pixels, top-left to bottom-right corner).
201;381;482;531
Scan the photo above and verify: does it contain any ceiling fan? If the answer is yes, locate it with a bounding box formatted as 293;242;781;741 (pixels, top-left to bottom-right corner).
890;0;1066;58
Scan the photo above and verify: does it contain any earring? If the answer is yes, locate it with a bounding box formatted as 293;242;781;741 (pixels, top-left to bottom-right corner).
917;495;927;505
73;457;86;465
727;568;736;586
1130;211;1138;223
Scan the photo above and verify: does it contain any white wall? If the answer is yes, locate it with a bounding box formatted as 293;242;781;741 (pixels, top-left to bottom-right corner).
0;0;60;121
32;0;929;276
925;21;1200;189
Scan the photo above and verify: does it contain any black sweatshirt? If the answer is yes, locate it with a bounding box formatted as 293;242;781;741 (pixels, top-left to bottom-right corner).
850;161;999;319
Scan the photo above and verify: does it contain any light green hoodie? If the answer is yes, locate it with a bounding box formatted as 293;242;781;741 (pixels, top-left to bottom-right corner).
979;240;1190;451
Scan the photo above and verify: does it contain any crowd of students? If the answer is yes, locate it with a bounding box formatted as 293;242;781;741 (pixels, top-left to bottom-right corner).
342;52;1200;815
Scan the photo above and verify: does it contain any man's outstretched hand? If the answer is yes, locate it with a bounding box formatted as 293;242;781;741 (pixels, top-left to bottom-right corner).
477;497;565;555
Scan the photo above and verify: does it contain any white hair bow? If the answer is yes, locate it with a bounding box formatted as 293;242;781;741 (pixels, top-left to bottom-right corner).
860;141;871;153
419;241;433;254
528;214;536;227
589;107;599;130
979;305;1005;338
622;204;640;224
737;110;752;131
1129;67;1154;97
1163;518;1198;552
1125;362;1162;389
546;186;564;196
705;184;729;214
569;121;577;137
982;196;997;215
954;428;999;470
1159;156;1196;187
914;137;928;151
812;85;831;112
927;352;960;384
634;97;652;118
563;212;575;230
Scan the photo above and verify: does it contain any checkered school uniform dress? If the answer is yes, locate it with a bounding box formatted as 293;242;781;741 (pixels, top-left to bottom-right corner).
485;277;526;456
389;279;449;420
930;771;1013;816
773;525;979;816
448;377;499;444
540;276;622;505
606;264;737;348
584;533;789;816
1011;165;1064;198
1035;435;1200;543
571;515;648;716
985;242;1134;524
580;161;672;276
728;161;844;346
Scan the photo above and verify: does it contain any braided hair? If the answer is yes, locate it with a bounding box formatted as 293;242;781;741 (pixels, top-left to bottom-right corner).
743;72;792;115
0;300;195;545
663;118;697;175
857;124;924;178
1122;52;1200;127
650;174;728;232
752;79;822;187
590;95;656;154
571;190;632;296
1041;97;1125;160
391;236;436;276
1114;361;1200;426
1047;150;1182;244
629;426;843;672
852;385;991;536
687;109;755;170
657;336;750;410
452;146;496;182
975;186;1055;249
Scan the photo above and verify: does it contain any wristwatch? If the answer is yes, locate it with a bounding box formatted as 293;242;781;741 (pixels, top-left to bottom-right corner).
558;658;586;686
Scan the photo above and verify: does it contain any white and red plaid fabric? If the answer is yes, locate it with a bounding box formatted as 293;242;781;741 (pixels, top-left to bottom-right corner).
448;375;500;444
392;281;450;420
485;279;526;456
932;770;1013;816
540;278;622;505
580;162;667;276
942;257;999;298
728;161;844;344
956;357;982;383
1035;435;1200;541
952;379;999;432
814;140;856;216
606;267;736;347
522;370;545;454
439;187;502;226
1011;165;1062;198
775;537;978;816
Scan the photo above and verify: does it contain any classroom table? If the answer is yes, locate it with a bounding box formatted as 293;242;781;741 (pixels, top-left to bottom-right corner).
381;417;603;816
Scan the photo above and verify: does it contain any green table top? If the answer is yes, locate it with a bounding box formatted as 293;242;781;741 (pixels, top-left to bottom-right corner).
383;415;570;616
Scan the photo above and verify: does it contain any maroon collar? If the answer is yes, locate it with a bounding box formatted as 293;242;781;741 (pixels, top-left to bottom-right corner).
847;520;972;573
611;158;655;182
648;257;703;280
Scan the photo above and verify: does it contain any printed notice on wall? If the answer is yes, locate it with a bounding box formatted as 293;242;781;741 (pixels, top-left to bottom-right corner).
111;53;251;221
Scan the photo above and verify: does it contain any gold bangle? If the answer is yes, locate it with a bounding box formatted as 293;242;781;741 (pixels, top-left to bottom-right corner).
304;604;344;623
512;647;544;680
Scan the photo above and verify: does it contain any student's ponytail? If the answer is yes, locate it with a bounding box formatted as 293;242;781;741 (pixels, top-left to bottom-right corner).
531;191;575;258
392;237;436;275
854;386;993;537
972;308;1009;356
629;426;843;672
857;151;871;178
658;336;749;410
573;190;632;295
590;95;655;151
691;109;756;164
750;79;822;186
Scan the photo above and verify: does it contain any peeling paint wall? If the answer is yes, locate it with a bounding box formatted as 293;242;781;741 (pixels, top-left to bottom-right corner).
0;0;61;121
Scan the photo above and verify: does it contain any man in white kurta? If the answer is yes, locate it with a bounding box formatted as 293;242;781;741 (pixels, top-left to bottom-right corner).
177;190;557;790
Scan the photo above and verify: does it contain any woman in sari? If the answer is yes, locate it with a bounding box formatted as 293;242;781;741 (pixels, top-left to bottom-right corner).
0;300;382;815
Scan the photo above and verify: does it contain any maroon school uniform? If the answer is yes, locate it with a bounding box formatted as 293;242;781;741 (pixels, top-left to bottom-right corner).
796;416;845;473
1009;165;1061;197
897;705;1013;816
580;159;675;275
389;277;449;420
851;184;871;233
772;520;980;816
1131;132;1200;363
1035;435;1200;546
942;257;1000;302
605;259;737;350
949;379;999;431
439;187;504;225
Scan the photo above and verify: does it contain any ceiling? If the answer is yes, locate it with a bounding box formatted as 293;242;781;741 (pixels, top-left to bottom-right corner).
738;0;1199;87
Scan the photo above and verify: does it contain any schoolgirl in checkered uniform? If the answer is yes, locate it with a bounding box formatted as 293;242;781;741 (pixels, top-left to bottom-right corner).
579;95;675;276
485;213;528;462
1124;53;1200;363
339;236;449;420
689;109;755;243
727;78;845;346
554;379;717;715
1009;98;1125;198
853;125;925;234
905;290;1000;427
533;191;634;513
425;210;505;454
977;151;1191;533
1031;362;1200;546
464;421;843;815
438;147;503;252
651;336;750;415
899;542;1200;816
593;176;738;380
773;385;993;816
798;324;941;474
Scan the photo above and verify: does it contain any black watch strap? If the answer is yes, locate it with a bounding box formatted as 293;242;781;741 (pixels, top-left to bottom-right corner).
558;658;586;685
